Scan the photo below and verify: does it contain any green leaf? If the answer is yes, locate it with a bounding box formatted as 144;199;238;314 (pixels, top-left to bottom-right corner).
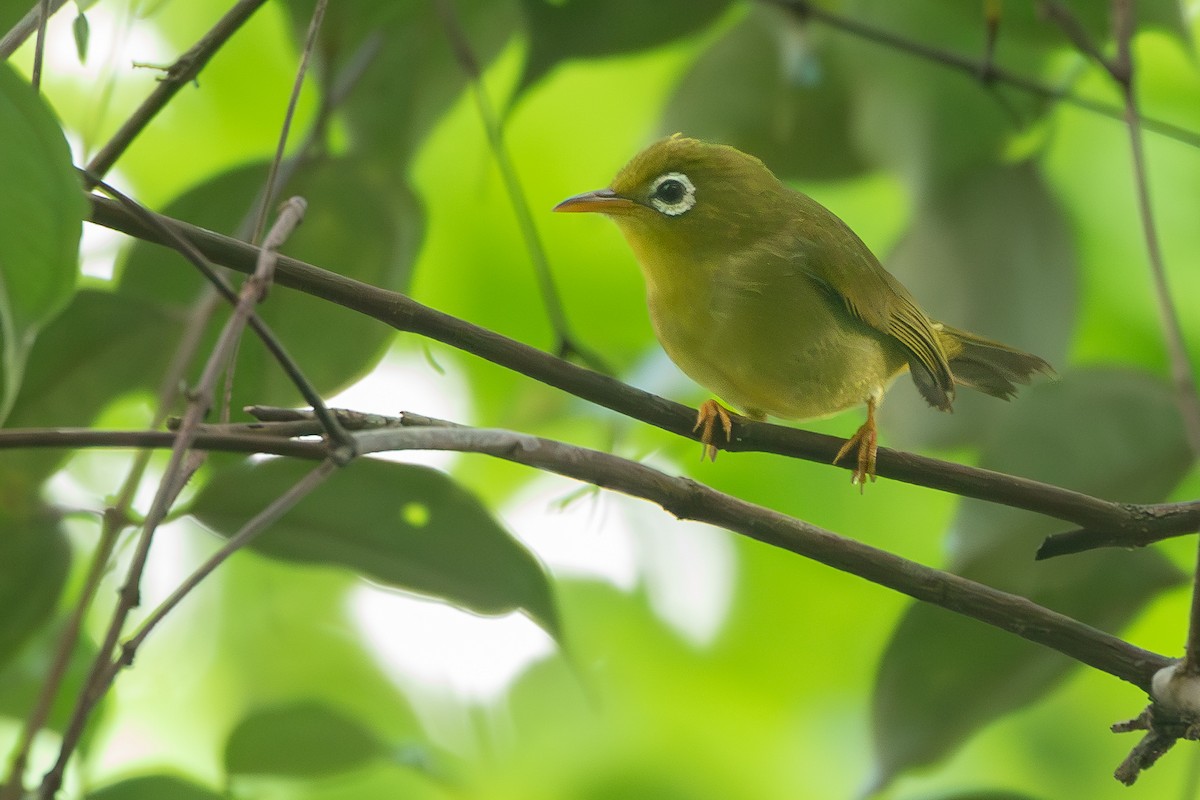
661;5;868;182
882;163;1076;451
0;618;101;738
87;774;222;800
118;157;421;412
224;701;385;778
282;0;521;166
73;11;90;63
517;0;733;97
983;0;1190;50
0;488;70;673
0;64;86;423
191;458;560;636
3;289;176;485
872;368;1191;788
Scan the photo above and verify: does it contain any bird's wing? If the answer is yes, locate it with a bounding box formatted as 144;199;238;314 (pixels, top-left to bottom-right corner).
777;206;955;410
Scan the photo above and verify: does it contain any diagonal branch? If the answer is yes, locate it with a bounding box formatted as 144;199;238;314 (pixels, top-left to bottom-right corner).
84;0;270;180
82;195;1200;546
1038;0;1200;680
432;0;609;372
86;180;353;456
761;0;1200;150
250;0;326;244
35;196;328;799
0;0;67;59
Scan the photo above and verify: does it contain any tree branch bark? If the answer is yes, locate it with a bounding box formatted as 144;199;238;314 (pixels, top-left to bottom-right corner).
0;420;1173;692
86;194;1200;553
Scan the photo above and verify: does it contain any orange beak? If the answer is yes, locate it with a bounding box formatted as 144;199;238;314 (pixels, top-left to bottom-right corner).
553;188;637;215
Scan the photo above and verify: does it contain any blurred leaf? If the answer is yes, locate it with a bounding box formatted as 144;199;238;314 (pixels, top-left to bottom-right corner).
921;793;1045;800
0;490;69;672
87;774;222;800
72;11;90;63
119;157;421;412
0;64;85;423
883;162;1076;450
0;618;101;738
517;0;732;97
573;768;727;800
836;0;1190;190
872;368;1191;788
662;5;867;181
224;701;385;778
191;458;560;636
3;289;176;485
283;0;520;166
985;0;1190;49
212;554;428;761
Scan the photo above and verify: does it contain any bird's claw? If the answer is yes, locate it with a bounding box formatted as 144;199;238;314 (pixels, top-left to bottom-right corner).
833;414;878;492
694;399;734;461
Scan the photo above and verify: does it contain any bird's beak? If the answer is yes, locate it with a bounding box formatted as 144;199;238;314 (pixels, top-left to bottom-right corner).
553;188;637;215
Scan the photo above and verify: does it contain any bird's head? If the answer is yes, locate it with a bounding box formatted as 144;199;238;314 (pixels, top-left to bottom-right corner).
554;135;786;265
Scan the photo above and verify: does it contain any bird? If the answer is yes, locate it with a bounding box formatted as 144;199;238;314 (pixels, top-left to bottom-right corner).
554;135;1052;486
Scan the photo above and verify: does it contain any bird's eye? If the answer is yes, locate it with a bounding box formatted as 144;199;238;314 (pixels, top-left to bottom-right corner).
648;172;696;217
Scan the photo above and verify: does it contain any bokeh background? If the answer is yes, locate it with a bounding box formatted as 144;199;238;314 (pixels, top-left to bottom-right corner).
3;1;1200;798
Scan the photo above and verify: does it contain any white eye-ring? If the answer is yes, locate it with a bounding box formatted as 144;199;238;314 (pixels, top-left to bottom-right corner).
648;172;696;216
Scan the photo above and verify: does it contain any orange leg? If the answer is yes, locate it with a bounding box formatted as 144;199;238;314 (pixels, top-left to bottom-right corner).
693;399;734;462
833;396;878;490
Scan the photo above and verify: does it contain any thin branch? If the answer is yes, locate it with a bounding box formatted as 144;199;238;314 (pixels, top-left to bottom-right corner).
1039;514;1200;559
96;460;339;706
1039;0;1200;674
85;195;1200;546
250;0;327;244
761;0;1200;151
85;179;353;457
0;0;67;59
0;419;1172;691
433;0;609;372
0;427;324;458
36;198;324;799
1037;1;1112;70
83;0;270;181
1118;74;1200;459
0;291;217;800
29;0;48;90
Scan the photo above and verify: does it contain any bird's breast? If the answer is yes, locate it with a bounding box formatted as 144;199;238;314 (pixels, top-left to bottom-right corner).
643;256;907;421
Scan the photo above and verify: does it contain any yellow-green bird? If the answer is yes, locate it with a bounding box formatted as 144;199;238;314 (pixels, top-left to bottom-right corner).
555;135;1052;485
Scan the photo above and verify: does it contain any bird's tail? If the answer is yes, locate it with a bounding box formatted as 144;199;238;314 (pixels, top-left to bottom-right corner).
937;324;1055;401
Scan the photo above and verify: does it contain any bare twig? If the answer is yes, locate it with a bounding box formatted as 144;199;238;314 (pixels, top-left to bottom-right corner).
0;427;324;458
1117;75;1200;459
0;0;67;59
85;195;1200;546
1037;1;1111;68
0;287;221;800
85;179;353;456
250;0;327;244
29;0;48;90
1040;0;1200;677
83;0;270;181
36;198;319;799
761;0;1200;150
98;459;339;700
1112;703;1198;785
433;0;609;372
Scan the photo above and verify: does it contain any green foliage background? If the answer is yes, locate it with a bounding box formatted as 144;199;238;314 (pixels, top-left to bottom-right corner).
2;1;1200;798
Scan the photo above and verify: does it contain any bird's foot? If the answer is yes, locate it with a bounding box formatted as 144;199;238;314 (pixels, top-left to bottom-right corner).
693;399;734;461
833;416;878;491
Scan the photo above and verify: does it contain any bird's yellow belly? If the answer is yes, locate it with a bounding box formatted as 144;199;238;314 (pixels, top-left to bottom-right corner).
647;284;906;421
